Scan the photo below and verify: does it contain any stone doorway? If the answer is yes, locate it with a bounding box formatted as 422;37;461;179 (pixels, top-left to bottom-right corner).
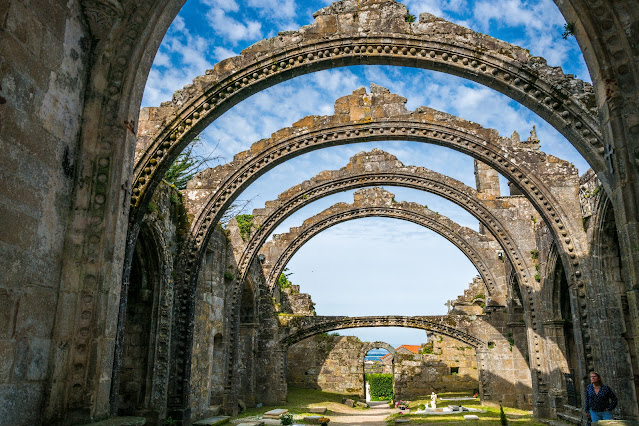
361;342;395;402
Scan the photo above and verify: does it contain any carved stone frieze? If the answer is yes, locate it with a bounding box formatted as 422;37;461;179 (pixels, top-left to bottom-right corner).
81;0;124;39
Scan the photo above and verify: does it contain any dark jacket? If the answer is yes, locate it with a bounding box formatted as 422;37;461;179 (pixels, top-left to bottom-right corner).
584;384;617;413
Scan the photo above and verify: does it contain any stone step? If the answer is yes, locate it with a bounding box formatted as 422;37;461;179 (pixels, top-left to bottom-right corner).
556;411;581;424
308;407;327;414
206;405;222;417
77;417;146;426
263;408;288;419
193;415;231;425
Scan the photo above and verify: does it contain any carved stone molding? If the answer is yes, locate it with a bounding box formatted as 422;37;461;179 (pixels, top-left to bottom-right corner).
81;0;124;39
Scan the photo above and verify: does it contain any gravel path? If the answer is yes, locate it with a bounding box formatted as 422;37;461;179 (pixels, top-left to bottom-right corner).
322;400;395;425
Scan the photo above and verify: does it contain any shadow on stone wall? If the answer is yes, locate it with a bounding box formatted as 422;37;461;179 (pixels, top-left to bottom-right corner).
287;334;365;396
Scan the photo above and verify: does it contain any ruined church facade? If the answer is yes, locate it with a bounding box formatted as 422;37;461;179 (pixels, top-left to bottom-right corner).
1;0;639;425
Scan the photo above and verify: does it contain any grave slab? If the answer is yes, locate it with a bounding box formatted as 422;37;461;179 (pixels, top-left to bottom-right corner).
193;416;231;425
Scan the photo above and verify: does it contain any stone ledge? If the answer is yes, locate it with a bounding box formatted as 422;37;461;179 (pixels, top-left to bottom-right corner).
193;416;231;425
76;418;146;426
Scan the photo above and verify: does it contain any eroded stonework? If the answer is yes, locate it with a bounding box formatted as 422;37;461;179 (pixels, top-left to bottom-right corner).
3;0;639;423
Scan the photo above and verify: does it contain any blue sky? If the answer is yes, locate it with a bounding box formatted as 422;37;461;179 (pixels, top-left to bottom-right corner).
142;0;590;348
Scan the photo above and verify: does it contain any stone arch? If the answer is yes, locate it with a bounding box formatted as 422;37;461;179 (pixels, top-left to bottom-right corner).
178;147;558;415
360;342;396;361
43;1;187;419
279;316;485;348
8;0;637;421
133;0;603;225
179;87;586;287
254;187;503;300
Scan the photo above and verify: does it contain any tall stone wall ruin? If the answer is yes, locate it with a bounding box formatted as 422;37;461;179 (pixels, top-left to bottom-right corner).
3;0;639;423
0;0;90;422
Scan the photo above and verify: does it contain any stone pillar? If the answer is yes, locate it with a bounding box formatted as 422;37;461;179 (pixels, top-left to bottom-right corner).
474;160;500;235
474;160;501;198
476;347;489;402
542;320;571;418
238;324;258;407
256;347;288;406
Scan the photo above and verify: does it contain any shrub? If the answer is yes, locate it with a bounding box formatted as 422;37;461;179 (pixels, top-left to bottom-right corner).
366;373;393;400
281;413;293;425
236;214;255;241
278;267;293;289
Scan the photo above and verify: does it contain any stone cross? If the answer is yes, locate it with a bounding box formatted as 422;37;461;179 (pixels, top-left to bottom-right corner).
604;144;615;174
445;300;453;313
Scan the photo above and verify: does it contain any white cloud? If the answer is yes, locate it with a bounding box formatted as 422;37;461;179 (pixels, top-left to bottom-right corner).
247;0;297;20
213;46;237;61
202;0;239;12
473;0;562;32
205;8;263;43
141;22;215;106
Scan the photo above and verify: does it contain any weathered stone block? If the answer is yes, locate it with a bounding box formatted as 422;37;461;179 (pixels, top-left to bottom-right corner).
15;286;56;337
0;35;49;91
26;337;50;381
0;204;38;250
5;0;44;55
0;340;15;382
0;382;45;424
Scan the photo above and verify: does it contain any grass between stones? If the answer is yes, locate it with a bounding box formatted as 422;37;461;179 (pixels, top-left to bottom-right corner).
230;389;545;425
233;387;364;422
386;392;546;425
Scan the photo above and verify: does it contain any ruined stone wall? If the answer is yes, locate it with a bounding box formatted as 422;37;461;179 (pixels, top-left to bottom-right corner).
189;226;230;417
280;285;316;316
475;311;532;409
0;0;90;422
287;335;364;395
117;183;181;420
393;334;478;399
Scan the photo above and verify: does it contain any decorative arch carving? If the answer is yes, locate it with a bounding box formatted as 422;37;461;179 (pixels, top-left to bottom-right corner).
279;315;486;348
133;0;602;224
175;146;571;413
179;87;587;295
253;187;503;299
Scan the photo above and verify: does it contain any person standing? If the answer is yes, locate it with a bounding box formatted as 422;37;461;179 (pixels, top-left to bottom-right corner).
585;371;618;423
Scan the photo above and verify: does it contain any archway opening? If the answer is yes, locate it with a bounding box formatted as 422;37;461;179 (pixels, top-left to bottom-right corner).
556;258;580;408
238;279;259;406
593;199;638;403
364;346;394;402
117;229;160;417
210;333;225;406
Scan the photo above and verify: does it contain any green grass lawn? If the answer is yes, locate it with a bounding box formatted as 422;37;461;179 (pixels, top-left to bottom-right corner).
229;389;544;425
232;387;363;421
386;392;545;425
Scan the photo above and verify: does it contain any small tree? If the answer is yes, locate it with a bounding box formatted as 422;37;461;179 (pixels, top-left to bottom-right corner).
278;267;293;289
499;405;508;425
163;137;218;190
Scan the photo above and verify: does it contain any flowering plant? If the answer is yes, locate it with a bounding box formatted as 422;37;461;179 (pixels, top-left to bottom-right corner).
395;400;409;410
318;416;330;425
